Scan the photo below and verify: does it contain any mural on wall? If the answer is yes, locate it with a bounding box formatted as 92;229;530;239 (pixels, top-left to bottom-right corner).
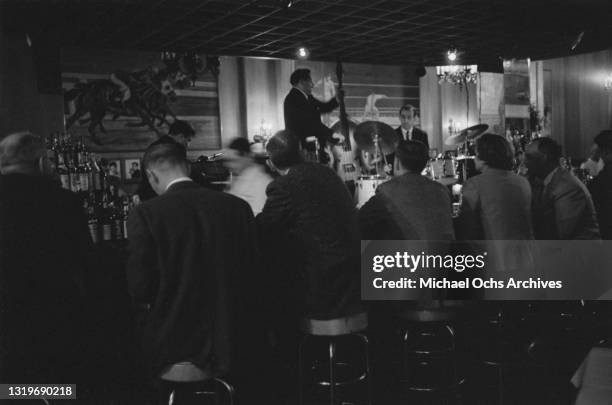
61;48;221;153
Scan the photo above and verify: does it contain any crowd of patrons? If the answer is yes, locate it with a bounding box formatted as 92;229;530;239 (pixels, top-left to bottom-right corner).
0;126;611;404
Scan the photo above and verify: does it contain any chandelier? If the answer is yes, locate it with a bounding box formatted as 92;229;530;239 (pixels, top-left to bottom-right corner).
436;65;478;86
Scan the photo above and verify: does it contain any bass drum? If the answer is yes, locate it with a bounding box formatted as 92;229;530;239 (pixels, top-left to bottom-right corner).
355;175;389;208
456;155;477;183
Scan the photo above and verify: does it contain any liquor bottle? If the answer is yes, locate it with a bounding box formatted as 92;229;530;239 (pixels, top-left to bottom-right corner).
56;137;70;190
121;197;130;239
90;153;103;192
85;198;100;244
100;193;112;242
110;202;123;240
77;143;89;193
84;151;94;194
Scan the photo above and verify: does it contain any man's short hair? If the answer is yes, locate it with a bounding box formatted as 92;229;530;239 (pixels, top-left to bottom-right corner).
0;132;45;171
476;133;514;170
143;142;189;172
229;137;251;156
399;104;417;116
168;120;195;139
290;69;311;86
594;130;612;152
396;140;428;173
531;137;562;163
266;130;302;170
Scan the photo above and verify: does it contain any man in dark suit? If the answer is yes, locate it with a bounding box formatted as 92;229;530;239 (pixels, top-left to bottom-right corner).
283;68;340;161
137;119;210;201
384;104;429;175
0;132;96;384
257;130;361;320
127;143;257;381
359;140;454;240
588;130;612;239
526;137;600;239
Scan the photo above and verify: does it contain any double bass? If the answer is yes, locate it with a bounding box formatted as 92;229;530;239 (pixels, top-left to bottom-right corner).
332;59;361;182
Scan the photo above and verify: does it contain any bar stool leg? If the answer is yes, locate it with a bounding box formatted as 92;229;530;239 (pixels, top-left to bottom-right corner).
298;335;309;405
358;333;373;405
329;339;336;405
214;378;235;405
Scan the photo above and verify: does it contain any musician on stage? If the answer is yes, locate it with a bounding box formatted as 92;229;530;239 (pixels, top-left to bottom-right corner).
283;68;342;163
385;104;429;175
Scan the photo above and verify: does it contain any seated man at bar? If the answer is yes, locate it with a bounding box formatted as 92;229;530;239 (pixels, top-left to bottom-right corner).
0;132;96;384
359;140;454;240
137;119;209;201
525;137;600;239
457;133;534;240
257;130;361;320
127;143;257;388
588;130;612;239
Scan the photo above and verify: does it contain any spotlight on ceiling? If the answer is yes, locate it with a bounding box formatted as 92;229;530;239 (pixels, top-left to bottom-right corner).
447;49;457;62
278;0;293;10
297;47;309;59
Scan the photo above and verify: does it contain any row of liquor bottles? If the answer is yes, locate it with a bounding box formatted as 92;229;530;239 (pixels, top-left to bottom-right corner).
45;132;135;243
45;132;113;194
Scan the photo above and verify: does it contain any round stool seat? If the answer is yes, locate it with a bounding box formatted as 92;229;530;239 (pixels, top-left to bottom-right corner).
159;362;212;382
299;312;368;336
398;307;456;322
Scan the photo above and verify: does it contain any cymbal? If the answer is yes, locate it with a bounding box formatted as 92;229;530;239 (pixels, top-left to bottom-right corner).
354;121;399;154
444;124;489;146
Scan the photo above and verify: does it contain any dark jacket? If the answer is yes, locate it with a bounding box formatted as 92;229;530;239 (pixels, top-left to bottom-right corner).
127;181;257;376
532;168;600;240
385;126;429;175
137;136;211;201
0;174;96;382
283;87;338;151
359;172;454;240
257;162;361;319
588;165;612;239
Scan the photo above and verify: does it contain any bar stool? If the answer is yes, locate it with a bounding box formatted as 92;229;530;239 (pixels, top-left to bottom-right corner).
159;362;234;405
397;300;465;395
298;312;372;405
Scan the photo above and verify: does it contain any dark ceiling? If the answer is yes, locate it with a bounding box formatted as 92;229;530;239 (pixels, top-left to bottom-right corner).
2;0;612;66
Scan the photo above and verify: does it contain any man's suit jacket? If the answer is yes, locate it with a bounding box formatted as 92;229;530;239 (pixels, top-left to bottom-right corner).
283;87;339;150
458;168;534;240
127;181;257;376
359;172;454;240
532;168;600;239
0;174;96;382
385;127;429;175
588;165;612;239
257;162;361;320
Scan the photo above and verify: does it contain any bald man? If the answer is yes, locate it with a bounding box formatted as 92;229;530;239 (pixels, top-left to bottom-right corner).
0;132;96;383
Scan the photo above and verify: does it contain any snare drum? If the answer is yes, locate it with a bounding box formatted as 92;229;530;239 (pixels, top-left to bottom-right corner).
355;175;389;208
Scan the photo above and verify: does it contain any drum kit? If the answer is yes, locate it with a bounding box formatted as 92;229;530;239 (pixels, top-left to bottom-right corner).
443;123;488;183
353;121;397;207
352;121;489;207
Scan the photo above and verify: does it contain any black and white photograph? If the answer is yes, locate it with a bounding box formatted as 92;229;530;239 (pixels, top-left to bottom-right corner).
124;159;142;181
1;1;612;404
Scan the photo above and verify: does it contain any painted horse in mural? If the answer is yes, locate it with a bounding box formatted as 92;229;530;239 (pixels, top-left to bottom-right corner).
64;64;183;143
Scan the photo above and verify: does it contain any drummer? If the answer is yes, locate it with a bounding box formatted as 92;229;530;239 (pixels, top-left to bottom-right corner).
359;105;429;176
386;104;429;175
